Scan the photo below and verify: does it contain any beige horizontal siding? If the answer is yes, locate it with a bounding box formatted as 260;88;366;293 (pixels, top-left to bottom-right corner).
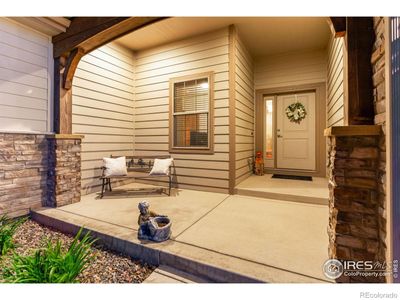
327;36;345;126
234;31;254;185
134;28;230;193
0;18;51;133
254;49;327;90
72;42;135;194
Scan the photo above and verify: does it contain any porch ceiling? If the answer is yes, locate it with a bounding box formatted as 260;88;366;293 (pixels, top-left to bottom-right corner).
115;17;331;59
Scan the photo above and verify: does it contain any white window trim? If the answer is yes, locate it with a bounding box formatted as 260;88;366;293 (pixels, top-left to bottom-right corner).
169;72;214;154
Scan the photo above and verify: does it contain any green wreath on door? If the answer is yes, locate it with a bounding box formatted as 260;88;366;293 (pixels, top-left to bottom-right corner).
285;102;307;124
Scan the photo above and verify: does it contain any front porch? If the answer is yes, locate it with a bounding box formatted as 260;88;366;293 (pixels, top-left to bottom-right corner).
32;182;330;283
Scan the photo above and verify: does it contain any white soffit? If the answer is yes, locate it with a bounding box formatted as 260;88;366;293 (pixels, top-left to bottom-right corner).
116;17;331;59
9;17;71;36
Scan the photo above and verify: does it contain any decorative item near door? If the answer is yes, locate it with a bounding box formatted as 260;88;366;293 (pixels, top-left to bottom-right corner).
254;151;264;176
285;102;307;124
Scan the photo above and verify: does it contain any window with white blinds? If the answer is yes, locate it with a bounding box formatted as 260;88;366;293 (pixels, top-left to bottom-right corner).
170;73;213;152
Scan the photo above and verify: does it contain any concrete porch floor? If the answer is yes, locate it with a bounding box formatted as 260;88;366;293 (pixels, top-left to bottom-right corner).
32;182;330;283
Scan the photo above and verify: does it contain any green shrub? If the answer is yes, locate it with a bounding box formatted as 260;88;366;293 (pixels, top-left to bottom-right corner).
3;228;97;283
0;215;26;256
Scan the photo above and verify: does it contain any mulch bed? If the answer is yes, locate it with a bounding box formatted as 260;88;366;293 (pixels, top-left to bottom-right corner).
0;220;155;283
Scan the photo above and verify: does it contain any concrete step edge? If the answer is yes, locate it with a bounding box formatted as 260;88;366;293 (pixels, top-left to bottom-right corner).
30;209;263;283
149;265;212;283
234;188;328;205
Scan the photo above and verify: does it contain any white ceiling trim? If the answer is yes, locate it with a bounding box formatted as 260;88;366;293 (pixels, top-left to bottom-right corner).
9;17;71;37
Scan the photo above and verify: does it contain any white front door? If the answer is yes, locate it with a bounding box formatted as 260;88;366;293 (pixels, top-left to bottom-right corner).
276;92;316;170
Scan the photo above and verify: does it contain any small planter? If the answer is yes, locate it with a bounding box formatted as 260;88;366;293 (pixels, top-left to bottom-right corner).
148;216;171;242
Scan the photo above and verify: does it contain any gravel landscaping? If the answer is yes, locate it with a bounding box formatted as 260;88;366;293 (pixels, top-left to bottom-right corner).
0;220;155;283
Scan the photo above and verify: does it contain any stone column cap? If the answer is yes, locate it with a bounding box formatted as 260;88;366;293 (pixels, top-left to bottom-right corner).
324;125;381;137
46;134;84;140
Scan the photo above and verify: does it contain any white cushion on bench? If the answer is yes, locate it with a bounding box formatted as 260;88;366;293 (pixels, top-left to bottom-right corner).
103;156;128;177
149;158;173;175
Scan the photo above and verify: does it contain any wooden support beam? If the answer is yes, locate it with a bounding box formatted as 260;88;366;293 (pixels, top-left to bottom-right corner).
328;17;346;37
52;17;167;134
62;47;85;89
53;17;129;57
54;56;73;134
344;17;375;125
53;17;166;57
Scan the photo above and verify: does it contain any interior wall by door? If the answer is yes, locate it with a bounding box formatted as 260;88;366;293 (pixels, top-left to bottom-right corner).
254;49;327;90
327;35;345;127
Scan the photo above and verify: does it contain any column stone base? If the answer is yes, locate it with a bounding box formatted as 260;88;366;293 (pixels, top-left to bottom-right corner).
325;125;385;283
46;134;83;207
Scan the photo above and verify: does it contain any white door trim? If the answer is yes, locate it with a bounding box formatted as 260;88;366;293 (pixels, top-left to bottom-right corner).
255;82;327;178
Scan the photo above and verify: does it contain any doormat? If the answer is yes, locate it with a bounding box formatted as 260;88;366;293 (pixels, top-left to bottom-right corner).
271;174;313;181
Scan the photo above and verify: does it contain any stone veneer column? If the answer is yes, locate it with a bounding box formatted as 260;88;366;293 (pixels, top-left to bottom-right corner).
325;125;384;283
0;133;49;217
46;134;84;207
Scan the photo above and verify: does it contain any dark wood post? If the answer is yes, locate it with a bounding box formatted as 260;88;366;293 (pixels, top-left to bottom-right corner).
344;17;375;125
53;55;74;134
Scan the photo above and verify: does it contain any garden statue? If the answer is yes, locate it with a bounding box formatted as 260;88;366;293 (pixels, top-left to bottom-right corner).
137;201;171;242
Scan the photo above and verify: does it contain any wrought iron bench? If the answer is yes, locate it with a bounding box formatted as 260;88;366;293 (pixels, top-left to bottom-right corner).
100;155;173;198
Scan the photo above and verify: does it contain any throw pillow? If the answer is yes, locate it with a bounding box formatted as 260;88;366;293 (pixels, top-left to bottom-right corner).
103;156;128;177
149;158;173;175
